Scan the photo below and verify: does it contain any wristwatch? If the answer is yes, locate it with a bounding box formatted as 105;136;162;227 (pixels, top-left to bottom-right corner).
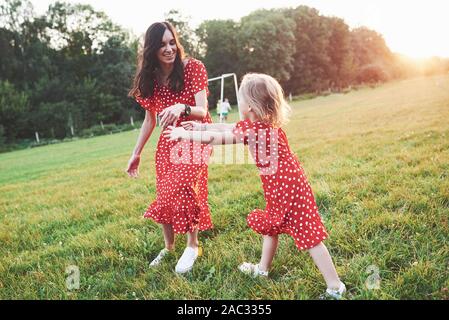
183;104;191;116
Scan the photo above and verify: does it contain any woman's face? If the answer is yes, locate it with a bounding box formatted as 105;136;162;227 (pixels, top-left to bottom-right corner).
157;29;177;65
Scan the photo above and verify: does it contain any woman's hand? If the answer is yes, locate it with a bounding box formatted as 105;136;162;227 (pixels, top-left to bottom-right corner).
181;121;203;131
159;103;185;128
125;154;141;178
162;126;188;142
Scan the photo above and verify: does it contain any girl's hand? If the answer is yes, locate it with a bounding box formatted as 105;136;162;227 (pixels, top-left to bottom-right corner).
159;104;185;128
181;121;202;131
162;126;187;142
125;154;141;178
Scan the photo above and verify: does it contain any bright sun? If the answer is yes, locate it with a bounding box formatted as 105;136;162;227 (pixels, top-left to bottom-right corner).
349;0;449;58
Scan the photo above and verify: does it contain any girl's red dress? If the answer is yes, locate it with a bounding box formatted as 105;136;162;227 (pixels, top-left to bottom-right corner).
136;58;213;234
233;119;328;250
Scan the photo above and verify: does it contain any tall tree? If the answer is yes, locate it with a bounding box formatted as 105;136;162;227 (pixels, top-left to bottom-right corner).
285;6;331;94
196;19;241;104
350;27;396;83
238;9;296;85
0;81;29;141
325;17;354;90
165;9;199;57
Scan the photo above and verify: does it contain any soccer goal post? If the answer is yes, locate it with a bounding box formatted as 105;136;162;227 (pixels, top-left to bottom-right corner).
208;73;242;120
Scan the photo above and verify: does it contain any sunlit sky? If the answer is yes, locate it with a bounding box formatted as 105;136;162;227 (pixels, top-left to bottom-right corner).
32;0;449;58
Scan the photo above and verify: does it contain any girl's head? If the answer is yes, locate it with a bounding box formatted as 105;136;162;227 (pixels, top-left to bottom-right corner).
238;73;291;127
129;22;185;98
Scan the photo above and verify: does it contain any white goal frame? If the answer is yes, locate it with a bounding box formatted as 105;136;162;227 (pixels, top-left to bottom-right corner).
208;73;242;120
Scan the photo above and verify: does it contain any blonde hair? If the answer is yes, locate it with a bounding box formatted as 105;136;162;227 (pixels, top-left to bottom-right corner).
239;73;291;128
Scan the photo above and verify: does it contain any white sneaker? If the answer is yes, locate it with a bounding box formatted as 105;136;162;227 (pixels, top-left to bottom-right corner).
175;246;201;274
149;248;170;267
325;282;347;300
238;262;269;278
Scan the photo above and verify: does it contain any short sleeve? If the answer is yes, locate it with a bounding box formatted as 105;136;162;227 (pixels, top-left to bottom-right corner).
188;59;209;96
232;119;253;145
135;96;155;113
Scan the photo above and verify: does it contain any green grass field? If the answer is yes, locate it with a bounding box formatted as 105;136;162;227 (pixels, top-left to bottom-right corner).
1;75;448;300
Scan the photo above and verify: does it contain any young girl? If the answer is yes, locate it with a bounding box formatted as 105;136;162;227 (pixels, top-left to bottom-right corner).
163;73;346;299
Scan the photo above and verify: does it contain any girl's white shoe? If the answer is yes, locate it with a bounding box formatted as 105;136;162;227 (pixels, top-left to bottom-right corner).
325;282;347;300
149;248;170;267
175;246;202;274
238;262;269;278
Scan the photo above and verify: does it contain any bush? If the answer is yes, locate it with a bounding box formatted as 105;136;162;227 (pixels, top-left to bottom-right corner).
80;124;118;138
79;122;138;138
356;64;389;84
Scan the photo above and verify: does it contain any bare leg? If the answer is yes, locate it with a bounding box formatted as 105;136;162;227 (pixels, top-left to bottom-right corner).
186;228;199;249
308;242;341;289
259;235;279;272
162;223;175;250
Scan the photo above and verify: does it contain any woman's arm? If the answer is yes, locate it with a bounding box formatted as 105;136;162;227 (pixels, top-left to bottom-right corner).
163;126;239;146
132;110;157;156
159;89;208;128
126;110;156;178
189;88;208;120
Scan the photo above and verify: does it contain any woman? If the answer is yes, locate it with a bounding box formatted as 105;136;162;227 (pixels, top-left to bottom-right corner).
126;22;213;274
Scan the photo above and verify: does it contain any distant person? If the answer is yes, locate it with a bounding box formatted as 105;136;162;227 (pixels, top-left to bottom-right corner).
126;21;213;274
219;98;232;123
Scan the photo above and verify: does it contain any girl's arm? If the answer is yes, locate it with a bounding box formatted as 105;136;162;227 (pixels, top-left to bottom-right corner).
181;121;236;132
163;126;239;146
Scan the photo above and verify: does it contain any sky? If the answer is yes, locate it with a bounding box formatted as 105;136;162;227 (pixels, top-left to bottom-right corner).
31;0;449;58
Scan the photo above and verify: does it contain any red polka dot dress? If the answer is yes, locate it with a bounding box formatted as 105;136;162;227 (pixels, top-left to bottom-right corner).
136;58;213;234
233;119;328;250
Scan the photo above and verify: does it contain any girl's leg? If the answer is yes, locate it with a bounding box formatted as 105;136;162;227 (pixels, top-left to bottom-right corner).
308;242;341;290
259;235;279;272
162;223;175;250
186;228;199;249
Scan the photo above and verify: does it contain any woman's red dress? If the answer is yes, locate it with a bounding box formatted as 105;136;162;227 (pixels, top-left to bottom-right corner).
136;58;213;234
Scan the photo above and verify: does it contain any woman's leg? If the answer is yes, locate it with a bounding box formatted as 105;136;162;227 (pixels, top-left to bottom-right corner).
259;235;279;272
308;242;341;289
162;223;175;250
175;229;200;273
186;228;199;249
149;224;175;267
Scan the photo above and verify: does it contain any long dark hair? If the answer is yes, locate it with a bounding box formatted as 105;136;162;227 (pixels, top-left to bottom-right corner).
129;22;185;99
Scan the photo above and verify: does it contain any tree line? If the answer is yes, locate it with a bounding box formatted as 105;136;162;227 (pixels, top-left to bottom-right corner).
1;1;448;151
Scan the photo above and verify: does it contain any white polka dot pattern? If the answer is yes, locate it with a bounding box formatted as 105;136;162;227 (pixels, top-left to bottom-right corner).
135;59;213;234
233;119;329;251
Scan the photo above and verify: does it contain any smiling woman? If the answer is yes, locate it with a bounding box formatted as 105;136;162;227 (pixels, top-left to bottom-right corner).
129;22;185;98
126;21;213;275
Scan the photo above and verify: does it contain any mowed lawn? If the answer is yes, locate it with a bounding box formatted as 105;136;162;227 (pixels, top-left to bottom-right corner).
0;75;448;300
